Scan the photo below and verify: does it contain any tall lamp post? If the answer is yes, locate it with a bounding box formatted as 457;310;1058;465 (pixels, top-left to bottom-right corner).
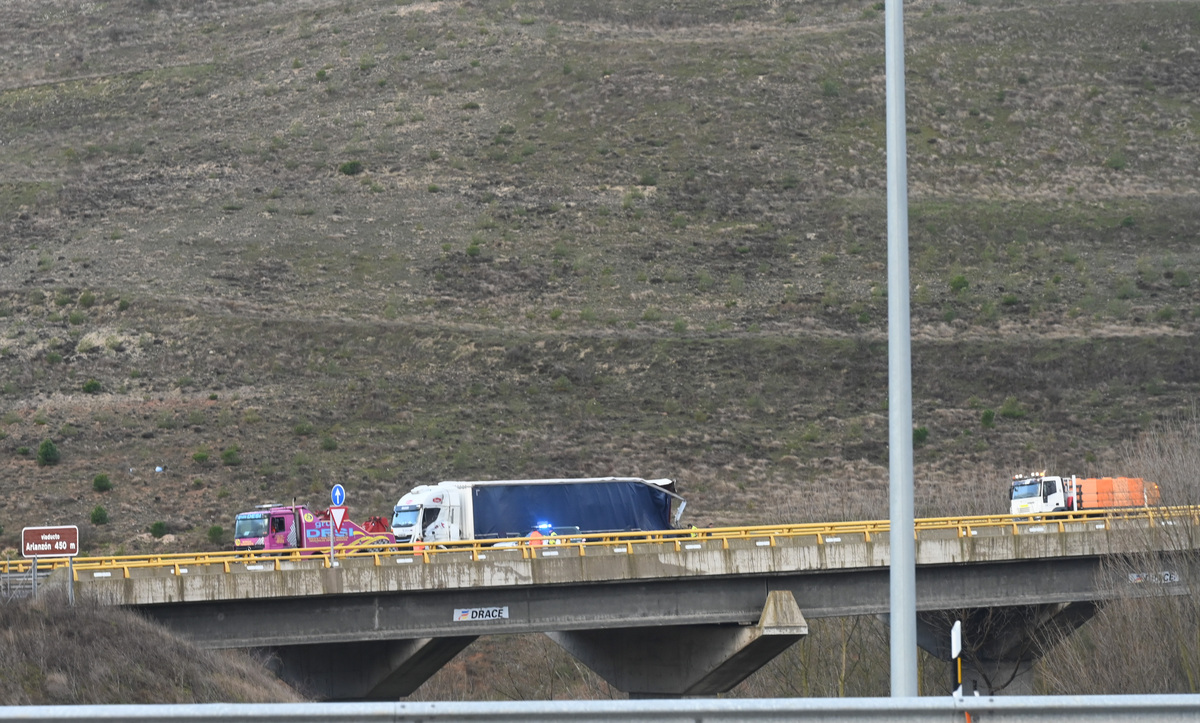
885;0;918;698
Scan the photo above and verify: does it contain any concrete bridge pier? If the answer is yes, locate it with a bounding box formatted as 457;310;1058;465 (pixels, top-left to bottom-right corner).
916;602;1098;695
265;635;477;700
547;590;808;697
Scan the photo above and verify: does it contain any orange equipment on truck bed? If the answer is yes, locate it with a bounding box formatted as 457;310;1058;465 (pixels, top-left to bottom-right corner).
1077;477;1160;509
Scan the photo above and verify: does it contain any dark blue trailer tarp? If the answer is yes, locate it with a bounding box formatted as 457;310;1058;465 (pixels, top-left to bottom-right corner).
471;481;673;537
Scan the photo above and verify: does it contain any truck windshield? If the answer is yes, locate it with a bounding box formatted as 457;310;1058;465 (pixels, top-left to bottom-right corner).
235;515;269;538
392;505;420;528
1011;481;1041;500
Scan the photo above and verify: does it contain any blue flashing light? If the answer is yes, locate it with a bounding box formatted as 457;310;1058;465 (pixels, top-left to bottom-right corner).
536;521;552;531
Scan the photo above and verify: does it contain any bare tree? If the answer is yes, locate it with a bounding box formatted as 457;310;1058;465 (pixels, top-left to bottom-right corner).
1037;412;1200;694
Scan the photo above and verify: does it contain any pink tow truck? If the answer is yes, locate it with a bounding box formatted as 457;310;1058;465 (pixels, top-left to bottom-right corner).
233;503;395;554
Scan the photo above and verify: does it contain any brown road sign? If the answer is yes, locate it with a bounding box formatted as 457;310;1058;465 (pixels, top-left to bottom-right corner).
21;526;80;558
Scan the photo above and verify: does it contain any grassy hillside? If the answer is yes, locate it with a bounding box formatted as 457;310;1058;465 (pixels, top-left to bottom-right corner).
1;0;1198;548
1;0;1199;701
0;594;302;704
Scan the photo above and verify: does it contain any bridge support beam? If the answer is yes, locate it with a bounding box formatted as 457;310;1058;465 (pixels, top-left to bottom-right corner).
547;590;807;697
265;636;477;700
916;602;1098;695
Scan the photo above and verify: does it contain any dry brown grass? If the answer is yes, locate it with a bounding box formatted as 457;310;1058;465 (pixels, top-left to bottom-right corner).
0;593;303;705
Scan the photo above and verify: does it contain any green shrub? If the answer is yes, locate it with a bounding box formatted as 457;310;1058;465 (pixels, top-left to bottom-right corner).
149;521;168;538
981;409;996;428
192;449;210;464
78;291;96;308
1171;270;1191;288
1115;278;1138;300
979;300;999;323
1106;154;1127;170
293;421;314;436
207;525;225;545
338;160;363;175
913;427;929;445
36;439;60;466
68;310;87;325
82;378;101;394
93;473;112;492
998;396;1026;419
320;435;338;451
821;79;840;97
90;506;109;525
949;275;969;294
17;446;30;456
220;446;243;466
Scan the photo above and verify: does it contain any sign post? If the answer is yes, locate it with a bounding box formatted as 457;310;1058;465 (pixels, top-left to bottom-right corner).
950;620;963;697
22;526;80;602
329;485;347;568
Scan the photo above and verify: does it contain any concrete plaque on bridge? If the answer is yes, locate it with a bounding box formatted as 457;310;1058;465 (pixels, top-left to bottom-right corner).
22;525;80;558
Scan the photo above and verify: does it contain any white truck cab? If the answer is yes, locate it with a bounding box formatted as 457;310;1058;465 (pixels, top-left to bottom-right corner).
1009;471;1077;515
391;484;462;543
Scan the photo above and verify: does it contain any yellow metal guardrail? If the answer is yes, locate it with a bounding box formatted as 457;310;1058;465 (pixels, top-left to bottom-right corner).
3;506;1197;580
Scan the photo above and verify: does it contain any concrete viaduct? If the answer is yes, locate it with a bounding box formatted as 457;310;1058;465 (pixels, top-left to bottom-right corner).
40;512;1199;700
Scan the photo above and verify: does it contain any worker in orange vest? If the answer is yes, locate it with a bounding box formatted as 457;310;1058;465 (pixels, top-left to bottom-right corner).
528;529;544;546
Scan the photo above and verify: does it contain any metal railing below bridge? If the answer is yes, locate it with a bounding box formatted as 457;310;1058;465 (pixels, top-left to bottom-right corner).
3;505;1196;582
1;695;1200;722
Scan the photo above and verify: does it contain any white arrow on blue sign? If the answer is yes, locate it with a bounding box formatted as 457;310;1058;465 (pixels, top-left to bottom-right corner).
331;484;346;506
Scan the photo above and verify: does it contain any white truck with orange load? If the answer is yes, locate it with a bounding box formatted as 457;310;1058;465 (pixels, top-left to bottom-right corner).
1008;471;1160;516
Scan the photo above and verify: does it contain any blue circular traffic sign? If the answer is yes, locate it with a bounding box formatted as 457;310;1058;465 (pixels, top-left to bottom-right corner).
331;484;346;506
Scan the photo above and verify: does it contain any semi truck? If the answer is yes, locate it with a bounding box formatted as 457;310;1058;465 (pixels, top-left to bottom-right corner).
233;503;395;554
1008;471;1161;516
390;476;686;544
